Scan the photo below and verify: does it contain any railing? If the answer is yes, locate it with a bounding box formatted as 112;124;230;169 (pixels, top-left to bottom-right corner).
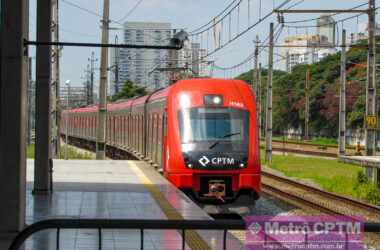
9;219;380;250
9;218;246;250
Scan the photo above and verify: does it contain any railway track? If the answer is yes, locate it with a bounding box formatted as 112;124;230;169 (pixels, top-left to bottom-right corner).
261;139;376;158
261;170;380;221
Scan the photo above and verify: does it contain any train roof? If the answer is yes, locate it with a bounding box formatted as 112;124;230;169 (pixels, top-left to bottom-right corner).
63;78;248;114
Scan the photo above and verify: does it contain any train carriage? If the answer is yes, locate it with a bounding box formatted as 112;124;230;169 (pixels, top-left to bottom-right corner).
62;78;261;203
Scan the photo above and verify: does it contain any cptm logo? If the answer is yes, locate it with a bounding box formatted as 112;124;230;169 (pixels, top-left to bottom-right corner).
248;222;262;235
199;156;210;167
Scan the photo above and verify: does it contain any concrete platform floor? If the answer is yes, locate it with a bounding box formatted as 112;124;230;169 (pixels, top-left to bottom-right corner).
339;155;380;169
1;160;243;250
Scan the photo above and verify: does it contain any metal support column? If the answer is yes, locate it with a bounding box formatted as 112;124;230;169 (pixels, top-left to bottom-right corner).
365;0;378;185
339;29;347;156
265;23;274;164
305;68;310;140
34;0;52;194
0;0;28;235
96;0;110;160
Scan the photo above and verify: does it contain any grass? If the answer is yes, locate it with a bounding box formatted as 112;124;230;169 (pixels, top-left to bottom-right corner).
310;137;338;146
27;144;94;160
262;151;380;205
271;136;339;147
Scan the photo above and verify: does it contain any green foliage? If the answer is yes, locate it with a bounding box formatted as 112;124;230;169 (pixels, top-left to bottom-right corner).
354;171;380;205
112;80;147;101
237;38;380;137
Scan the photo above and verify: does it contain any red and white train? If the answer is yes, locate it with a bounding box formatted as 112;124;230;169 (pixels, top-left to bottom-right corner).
62;78;261;203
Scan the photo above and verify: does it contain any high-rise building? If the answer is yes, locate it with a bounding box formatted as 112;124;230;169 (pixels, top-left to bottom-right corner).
281;34;336;72
110;22;172;93
177;42;208;77
317;15;336;44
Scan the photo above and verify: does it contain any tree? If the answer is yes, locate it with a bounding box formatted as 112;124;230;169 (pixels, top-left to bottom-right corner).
112;80;147;101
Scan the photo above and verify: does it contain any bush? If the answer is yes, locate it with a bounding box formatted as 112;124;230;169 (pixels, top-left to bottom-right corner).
354;171;380;205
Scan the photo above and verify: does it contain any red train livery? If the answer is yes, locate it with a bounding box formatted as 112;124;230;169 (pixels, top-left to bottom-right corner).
62;78;261;203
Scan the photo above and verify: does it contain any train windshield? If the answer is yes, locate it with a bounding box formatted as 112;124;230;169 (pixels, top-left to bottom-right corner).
178;107;249;146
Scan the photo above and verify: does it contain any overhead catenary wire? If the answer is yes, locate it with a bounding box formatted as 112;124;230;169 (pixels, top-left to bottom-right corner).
213;23;283;71
190;0;241;34
197;0;293;60
282;2;368;24
61;0;124;26
116;0;144;23
283;5;380;29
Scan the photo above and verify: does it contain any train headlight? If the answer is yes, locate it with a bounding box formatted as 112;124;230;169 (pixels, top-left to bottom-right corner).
204;95;223;106
239;163;245;168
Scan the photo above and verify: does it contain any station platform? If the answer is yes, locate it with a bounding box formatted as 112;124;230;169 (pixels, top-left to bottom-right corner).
339;155;380;169
4;160;243;250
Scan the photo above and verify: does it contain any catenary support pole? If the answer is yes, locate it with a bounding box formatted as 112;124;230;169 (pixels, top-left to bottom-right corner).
305;68;310;140
265;23;274;164
365;0;378;185
89;52;96;104
258;63;262;138
339;29;347;156
34;0;52;194
96;0;110;160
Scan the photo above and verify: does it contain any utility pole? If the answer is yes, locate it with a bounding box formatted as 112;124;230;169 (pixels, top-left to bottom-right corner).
265;23;274;164
258;63;262;138
85;64;91;105
89;52;97;104
114;35;120;95
253;36;260;91
96;0;110;160
365;0;378;183
339;29;347;156
253;36;262;139
305;68;310;140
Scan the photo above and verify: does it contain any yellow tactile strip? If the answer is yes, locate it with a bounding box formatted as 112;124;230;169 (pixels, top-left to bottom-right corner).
129;161;211;250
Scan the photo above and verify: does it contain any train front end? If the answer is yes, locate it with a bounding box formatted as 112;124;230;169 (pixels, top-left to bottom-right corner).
165;79;260;203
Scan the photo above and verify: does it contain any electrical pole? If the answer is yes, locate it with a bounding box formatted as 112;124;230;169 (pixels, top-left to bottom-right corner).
114;35;120;95
305;68;310;140
365;0;378;183
258;63;262;138
89;52;97;104
265;23;274;164
253;36;259;90
339;29;347;156
85;64;91;105
96;0;110;160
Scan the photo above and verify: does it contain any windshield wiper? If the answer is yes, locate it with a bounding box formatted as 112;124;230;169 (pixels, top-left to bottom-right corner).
208;132;241;149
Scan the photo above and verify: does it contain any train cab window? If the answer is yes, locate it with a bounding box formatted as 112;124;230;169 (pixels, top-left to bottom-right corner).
178;107;249;152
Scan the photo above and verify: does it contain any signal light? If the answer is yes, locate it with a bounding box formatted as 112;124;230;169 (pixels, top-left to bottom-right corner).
204;95;223;106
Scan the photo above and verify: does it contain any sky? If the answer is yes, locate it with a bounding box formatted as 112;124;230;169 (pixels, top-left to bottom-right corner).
28;0;379;90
